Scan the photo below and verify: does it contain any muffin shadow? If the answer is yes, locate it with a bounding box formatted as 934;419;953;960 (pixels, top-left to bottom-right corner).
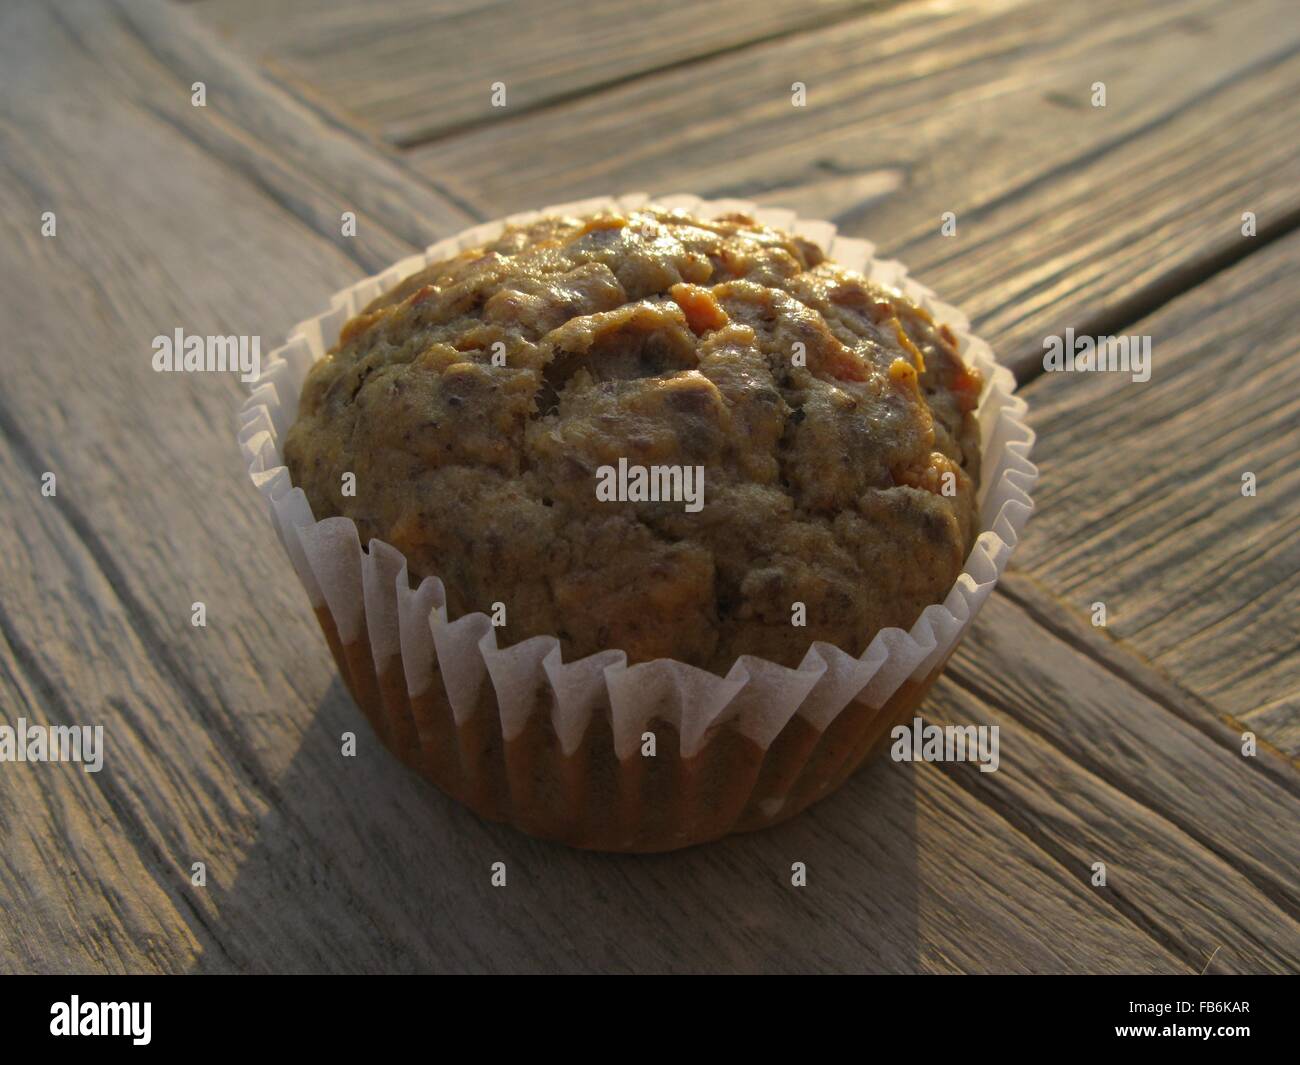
191;675;922;973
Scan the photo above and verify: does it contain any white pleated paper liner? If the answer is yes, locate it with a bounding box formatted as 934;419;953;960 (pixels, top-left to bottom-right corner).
238;193;1037;762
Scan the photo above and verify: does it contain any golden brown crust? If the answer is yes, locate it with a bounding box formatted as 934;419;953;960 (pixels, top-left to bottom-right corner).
284;207;982;673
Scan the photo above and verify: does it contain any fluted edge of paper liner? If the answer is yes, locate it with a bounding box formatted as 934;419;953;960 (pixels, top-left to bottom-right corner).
237;192;1038;847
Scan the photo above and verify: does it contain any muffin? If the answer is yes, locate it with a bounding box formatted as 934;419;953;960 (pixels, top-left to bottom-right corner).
285;207;982;673
244;198;1030;852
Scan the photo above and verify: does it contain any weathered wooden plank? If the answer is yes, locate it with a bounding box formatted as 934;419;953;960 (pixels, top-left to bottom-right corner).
207;694;1186;974
934;593;1300;974
0;0;479;973
0;481;1181;973
0;430;303;975
187;0;882;145
1243;695;1300;764
408;0;1300;376
101;0;480;252
999;570;1299;794
947;588;1300;927
0;615;209;974
1016;231;1300;753
0;0;1187;972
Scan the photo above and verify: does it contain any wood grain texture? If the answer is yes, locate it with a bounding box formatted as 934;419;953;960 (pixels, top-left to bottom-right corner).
0;0;1196;973
997;570;1299;796
407;0;1300;376
0;0;1294;973
101;0;481;262
1016;231;1300;754
188;0;883;144
940;590;1300;974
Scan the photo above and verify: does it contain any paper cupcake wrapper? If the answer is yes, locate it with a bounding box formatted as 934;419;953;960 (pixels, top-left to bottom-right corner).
238;193;1036;835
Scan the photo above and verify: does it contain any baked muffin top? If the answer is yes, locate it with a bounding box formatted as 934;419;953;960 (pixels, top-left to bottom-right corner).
284;207;983;674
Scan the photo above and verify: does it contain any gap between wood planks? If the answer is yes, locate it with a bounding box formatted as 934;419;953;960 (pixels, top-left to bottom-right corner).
996;574;1300;790
0;598;238;970
5;0;1290;969
890;29;1300;388
62;0;1300;772
240;57;489;224
162;1;1300;968
0;411;445;972
192;0;1300;388
944;605;1300;922
1013;199;1300;389
96;0;1300;817
178;0;1300;766
924;669;1297;973
0;0;1173;974
140;97;416;275
95;0;479;244
381;0;918;149
922;678;1216;973
4;370;1290;969
0;400;284;840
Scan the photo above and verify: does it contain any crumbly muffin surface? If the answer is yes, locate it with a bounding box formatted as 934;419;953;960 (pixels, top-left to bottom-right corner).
284;207;983;673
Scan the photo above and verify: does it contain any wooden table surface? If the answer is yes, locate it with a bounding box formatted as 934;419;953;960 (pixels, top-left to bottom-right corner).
1;0;1296;974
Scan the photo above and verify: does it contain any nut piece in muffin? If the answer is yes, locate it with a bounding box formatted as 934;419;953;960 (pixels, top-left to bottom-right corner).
283;207;982;674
